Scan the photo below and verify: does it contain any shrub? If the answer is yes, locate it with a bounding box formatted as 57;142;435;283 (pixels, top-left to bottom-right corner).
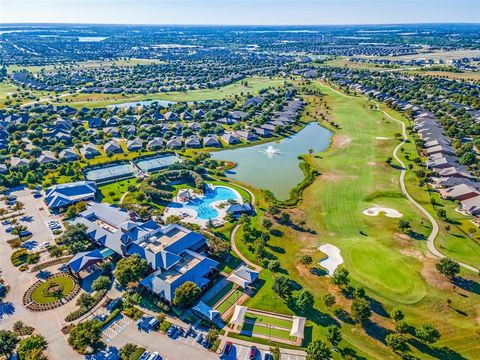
11;249;28;266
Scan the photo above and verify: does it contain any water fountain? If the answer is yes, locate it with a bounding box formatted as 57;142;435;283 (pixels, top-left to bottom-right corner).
264;145;279;158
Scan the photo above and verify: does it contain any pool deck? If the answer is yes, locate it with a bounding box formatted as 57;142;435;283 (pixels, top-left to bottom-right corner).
162;185;243;228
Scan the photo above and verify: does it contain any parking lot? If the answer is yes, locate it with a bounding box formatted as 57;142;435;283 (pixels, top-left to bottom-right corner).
2;188;61;252
107;321;218;360
222;343;305;360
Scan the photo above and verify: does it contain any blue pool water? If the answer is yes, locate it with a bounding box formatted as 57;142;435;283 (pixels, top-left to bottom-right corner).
186;186;238;220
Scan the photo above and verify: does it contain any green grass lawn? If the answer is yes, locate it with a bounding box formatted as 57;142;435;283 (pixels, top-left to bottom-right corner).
241;321;294;341
215;288;244;314
31;276;76;304
245;313;292;329
52;77;284;109
98;178;138;203
236;83;480;359
205;282;234;307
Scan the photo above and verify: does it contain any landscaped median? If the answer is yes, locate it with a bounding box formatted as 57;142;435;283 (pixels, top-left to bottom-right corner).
23;273;80;311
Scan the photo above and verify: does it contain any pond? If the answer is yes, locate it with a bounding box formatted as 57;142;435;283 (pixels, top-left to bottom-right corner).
211;122;332;200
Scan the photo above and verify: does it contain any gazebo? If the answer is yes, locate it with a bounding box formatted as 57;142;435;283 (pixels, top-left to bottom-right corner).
229;305;248;329
227;265;259;288
290;316;306;344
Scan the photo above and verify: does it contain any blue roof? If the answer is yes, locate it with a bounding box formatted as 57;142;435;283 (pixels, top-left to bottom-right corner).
45;181;97;209
67;248;103;273
164;231;205;254
192;301;219;321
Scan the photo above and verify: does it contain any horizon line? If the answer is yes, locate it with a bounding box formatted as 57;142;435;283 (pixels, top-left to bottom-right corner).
1;21;480;27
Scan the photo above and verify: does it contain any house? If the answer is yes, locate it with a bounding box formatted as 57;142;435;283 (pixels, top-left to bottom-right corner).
184;135;201;148
87;117;104;128
80;143;100;158
127;138;143;151
166;136;183;149
253;127;273;137
221;133;240;145
164;112;179;122
460;196;480;216
104;140;122;154
45;181;97;211
236;130;257;142
147;137;164;150
38;151;57;164
203;135;221;147
104;127;120;137
59;148;79;161
192;301;219;321
10;157;30;168
181;111;193;121
439;184;480;201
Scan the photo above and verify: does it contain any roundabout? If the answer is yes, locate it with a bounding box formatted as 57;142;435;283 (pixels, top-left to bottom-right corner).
23;273;80;311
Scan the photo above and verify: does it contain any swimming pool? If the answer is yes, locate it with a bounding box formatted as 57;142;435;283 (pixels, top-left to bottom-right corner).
186;186;239;220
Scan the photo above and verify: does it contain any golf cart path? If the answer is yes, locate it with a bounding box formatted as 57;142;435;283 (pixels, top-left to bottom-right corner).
318;82;478;273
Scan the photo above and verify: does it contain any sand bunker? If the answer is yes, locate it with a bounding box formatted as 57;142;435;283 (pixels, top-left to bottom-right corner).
318;243;344;276
362;206;403;218
375;136;389;140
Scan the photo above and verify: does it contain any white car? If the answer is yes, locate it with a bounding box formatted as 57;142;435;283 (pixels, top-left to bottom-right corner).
41;241;51;247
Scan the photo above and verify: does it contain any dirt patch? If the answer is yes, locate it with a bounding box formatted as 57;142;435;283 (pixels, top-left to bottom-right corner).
400;248;425;261
332;134;351;149
421;259;452;291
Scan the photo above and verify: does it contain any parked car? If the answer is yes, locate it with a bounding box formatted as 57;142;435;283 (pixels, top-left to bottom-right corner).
1;220;11;225
5;226;12;233
249;346;258;359
139;351;150;360
20;230;32;237
167;325;177;337
196;334;204;343
149;352;161;360
264;353;273;360
223;341;233;354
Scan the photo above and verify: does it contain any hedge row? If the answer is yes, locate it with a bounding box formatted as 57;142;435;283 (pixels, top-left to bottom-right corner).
64;289;107;322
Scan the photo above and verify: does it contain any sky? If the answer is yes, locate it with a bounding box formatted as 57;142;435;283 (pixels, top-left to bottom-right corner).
1;0;479;25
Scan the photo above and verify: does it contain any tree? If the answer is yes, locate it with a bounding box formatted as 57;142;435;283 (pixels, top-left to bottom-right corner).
390;308;404;322
91;276;112;292
395;320;409;334
351;297;371;324
398;220;411;233
295;289;314;312
48;245;64;258
0;330;19;359
268;260;281;272
17;335;48;360
306;339;332;360
270;347;280;360
68;319;103;352
279;212;291;224
436;208;447;219
122;291;141;309
326;325;342;348
386;157;393;165
262;218;273;230
59;223;90;253
272;276;292;299
435;258;460;278
205;328;219;344
173;281;200;308
119;343;139;360
415;323;440;344
323;293;336;308
76;293;95;309
300;254;313;265
385;333;406;352
114;254;148;287
331;267;350;288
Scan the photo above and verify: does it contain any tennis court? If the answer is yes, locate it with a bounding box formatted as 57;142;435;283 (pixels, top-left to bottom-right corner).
85;163;136;182
134;154;181;173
